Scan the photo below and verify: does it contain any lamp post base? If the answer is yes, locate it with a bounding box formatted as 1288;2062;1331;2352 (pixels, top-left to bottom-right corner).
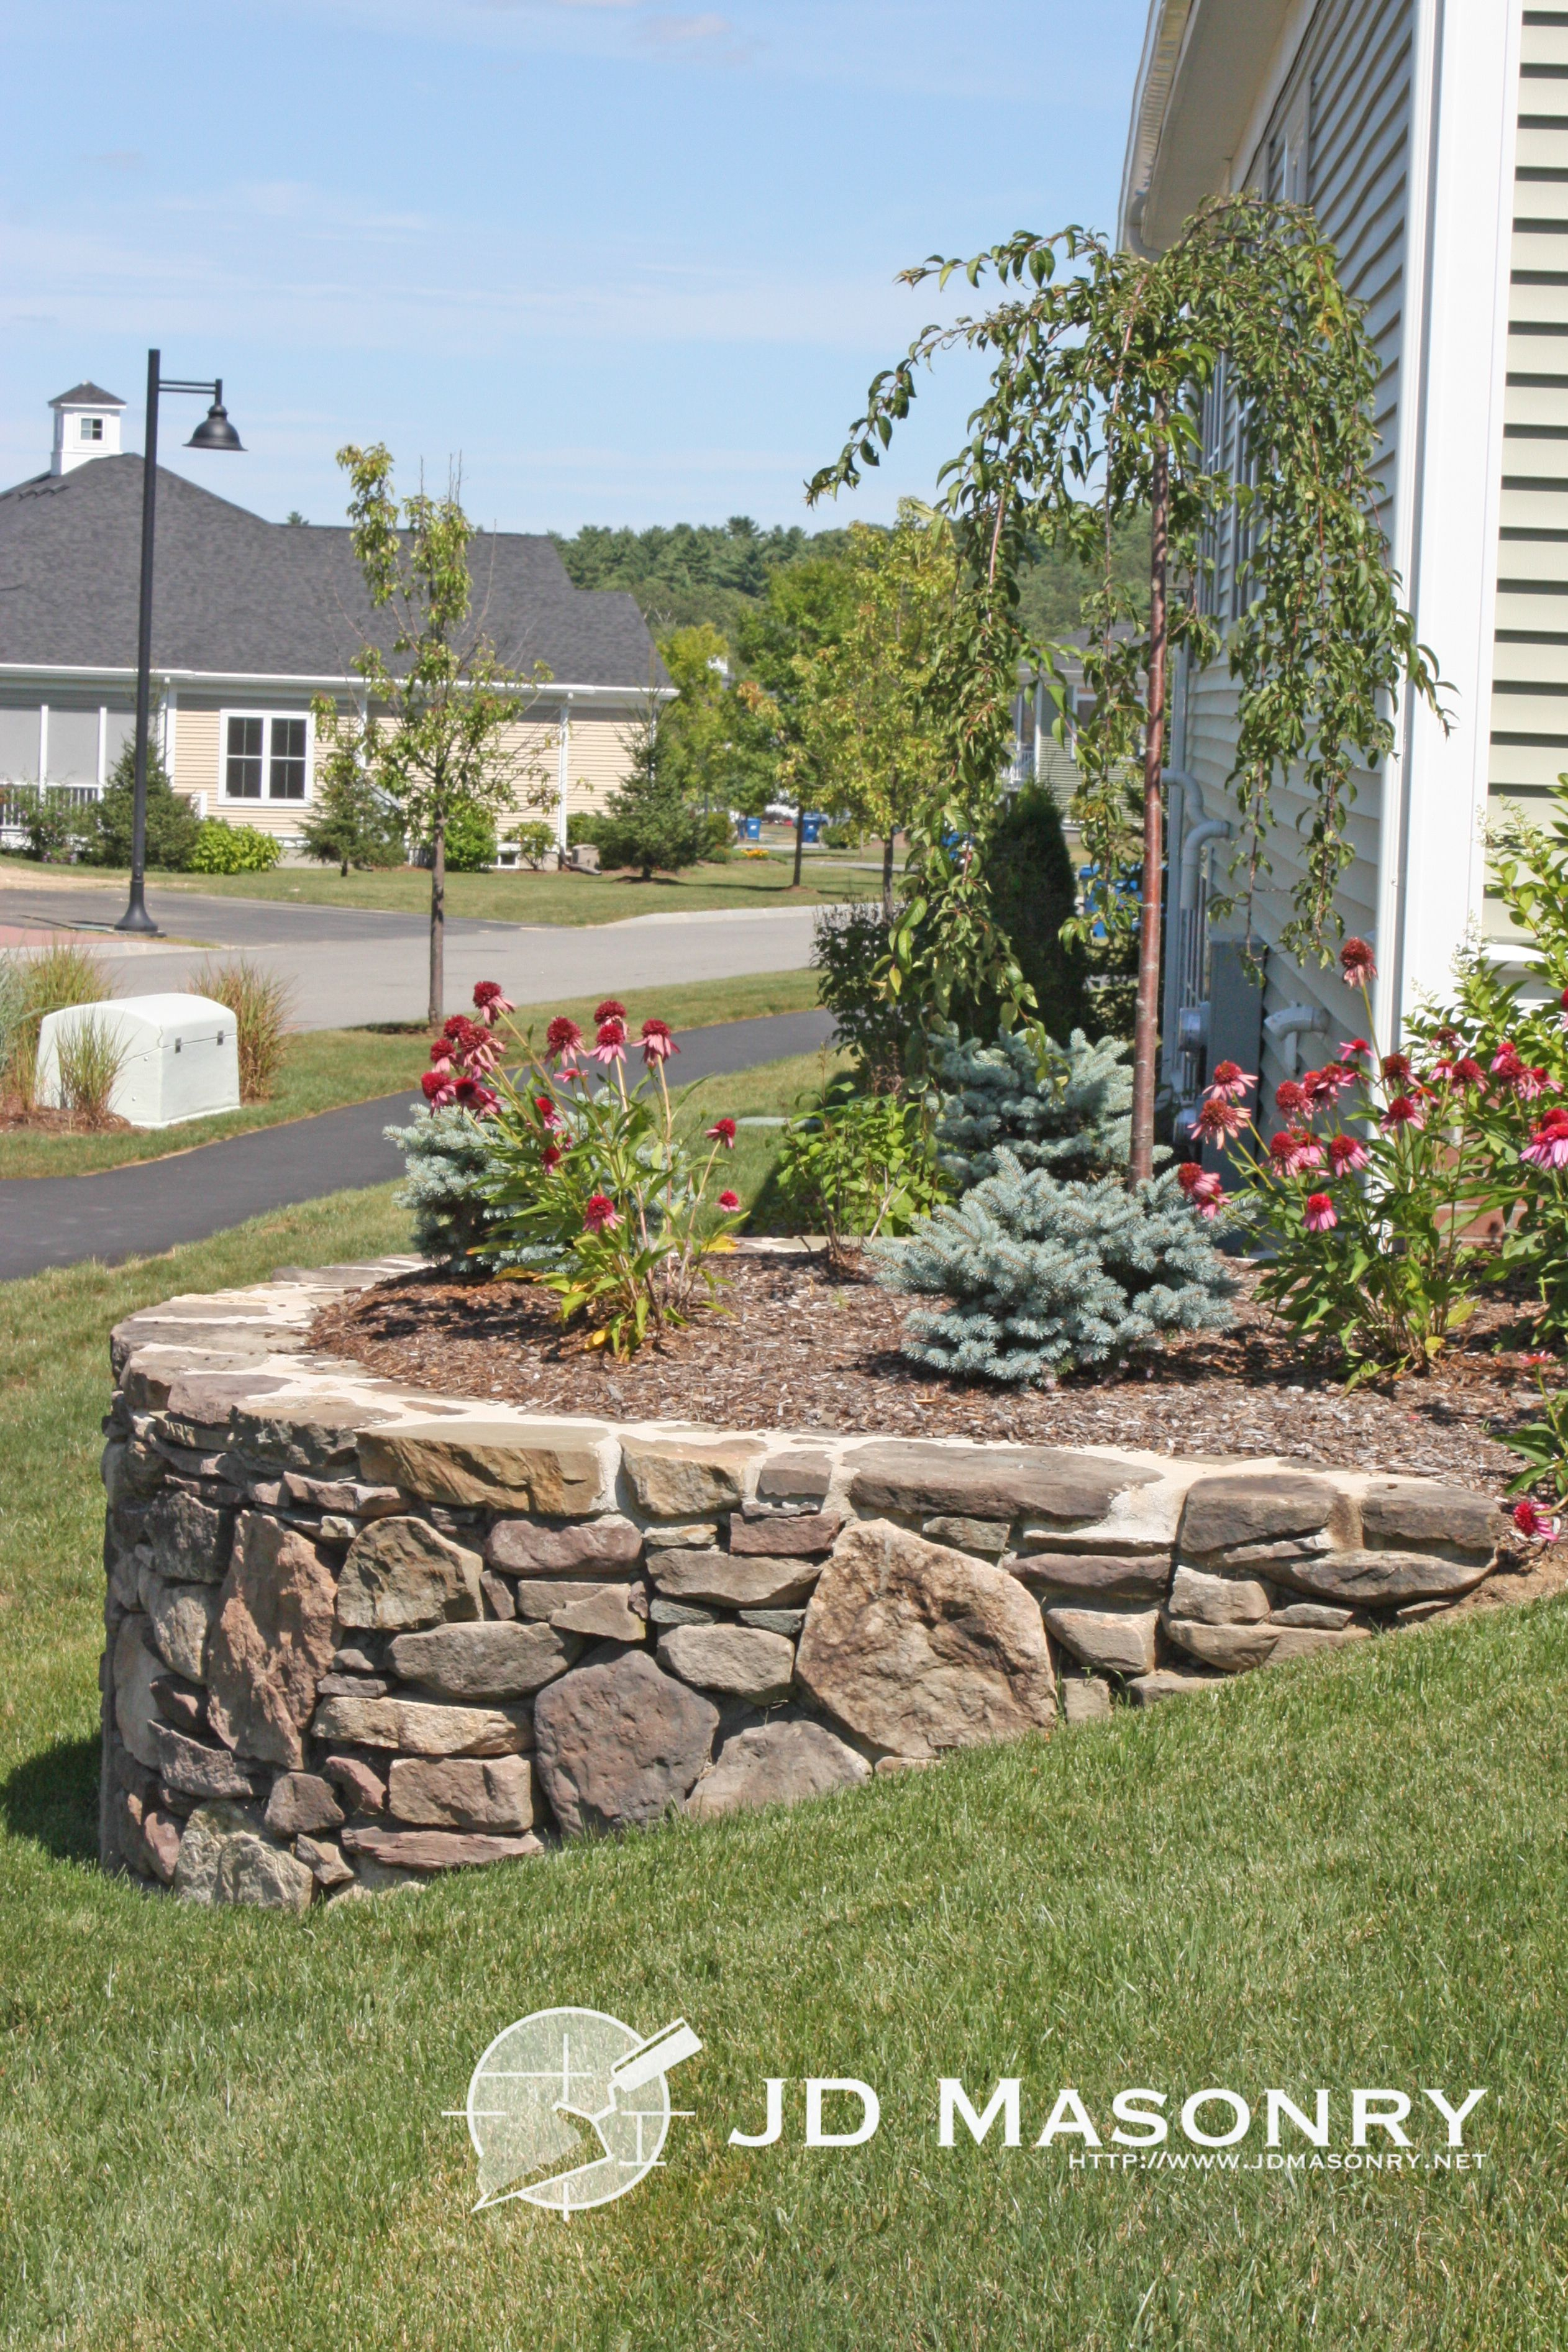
115;892;160;938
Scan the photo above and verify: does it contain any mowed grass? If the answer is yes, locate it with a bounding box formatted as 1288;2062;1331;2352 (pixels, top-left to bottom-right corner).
0;969;821;1178
1;1187;1566;2347
0;853;878;926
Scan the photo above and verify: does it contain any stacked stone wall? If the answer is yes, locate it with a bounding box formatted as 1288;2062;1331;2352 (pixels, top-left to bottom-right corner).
99;1262;1513;1908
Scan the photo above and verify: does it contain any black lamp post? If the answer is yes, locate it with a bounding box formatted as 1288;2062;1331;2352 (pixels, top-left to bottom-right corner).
116;350;244;935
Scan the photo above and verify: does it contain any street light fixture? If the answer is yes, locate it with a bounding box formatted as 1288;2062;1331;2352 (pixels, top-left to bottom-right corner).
116;350;244;936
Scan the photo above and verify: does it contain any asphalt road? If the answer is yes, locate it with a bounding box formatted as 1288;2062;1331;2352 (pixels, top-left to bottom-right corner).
0;1006;834;1282
0;878;819;1029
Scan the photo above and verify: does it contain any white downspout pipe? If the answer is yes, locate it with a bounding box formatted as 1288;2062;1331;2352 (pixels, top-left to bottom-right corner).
1179;819;1230;913
1262;1002;1329;1080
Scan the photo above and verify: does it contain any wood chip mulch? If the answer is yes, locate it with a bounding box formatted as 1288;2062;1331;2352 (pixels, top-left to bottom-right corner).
306;1251;1555;1498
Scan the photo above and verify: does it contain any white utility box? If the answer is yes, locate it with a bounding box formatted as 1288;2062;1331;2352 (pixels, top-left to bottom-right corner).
35;993;241;1129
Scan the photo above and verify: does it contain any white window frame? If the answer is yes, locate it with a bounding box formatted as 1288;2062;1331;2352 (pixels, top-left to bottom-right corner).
219;708;315;805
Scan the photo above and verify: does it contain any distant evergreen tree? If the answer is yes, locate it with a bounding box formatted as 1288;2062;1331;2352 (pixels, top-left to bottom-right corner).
80;740;201;871
876;1153;1236;1383
595;703;710;877
947;786;1090;1045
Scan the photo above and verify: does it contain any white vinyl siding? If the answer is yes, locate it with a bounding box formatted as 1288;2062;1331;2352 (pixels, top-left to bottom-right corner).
1489;7;1568;937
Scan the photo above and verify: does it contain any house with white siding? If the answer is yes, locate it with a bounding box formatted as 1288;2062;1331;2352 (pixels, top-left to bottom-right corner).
1120;0;1555;1110
0;386;667;858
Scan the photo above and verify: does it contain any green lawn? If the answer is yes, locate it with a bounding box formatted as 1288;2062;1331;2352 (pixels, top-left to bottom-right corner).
0;852;878;926
0;1185;1564;2347
0;969;821;1178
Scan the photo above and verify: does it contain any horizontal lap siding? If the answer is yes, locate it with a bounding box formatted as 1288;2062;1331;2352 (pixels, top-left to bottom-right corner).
1489;7;1568;942
563;711;637;818
1182;0;1415;1067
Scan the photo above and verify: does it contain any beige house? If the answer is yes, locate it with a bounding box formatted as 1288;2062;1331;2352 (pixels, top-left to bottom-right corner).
0;384;667;857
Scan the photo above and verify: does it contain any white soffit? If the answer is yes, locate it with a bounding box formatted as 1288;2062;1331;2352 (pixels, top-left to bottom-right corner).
1121;0;1297;253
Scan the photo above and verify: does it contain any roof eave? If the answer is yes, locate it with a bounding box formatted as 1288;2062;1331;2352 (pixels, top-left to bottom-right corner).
1118;0;1298;255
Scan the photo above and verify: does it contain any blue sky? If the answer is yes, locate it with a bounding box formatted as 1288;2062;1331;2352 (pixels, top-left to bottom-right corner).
1;0;1147;533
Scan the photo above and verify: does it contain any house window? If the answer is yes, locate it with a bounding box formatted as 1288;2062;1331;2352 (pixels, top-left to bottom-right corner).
223;712;311;801
80;417;103;442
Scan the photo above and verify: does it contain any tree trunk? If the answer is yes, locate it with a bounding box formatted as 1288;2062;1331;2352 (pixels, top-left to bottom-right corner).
792;801;806;889
1128;408;1169;1187
428;816;446;1031
882;829;896;924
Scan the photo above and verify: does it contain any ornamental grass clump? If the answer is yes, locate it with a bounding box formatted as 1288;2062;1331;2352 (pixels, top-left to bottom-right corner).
390;986;745;1355
877;1151;1237;1383
193;959;294;1101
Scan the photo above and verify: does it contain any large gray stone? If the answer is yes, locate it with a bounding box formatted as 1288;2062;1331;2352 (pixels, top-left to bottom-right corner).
1270;1602;1354;1630
510;1578;622;1621
137;1565;221;1683
1014;1552;1172;1602
173;1803;314;1912
486;1515;643;1575
729;1511;844;1558
921;1516;1011;1558
532;1651;719;1835
620;1435;765;1518
1261;1548;1494;1607
335;1516;483;1632
386;1754;535;1831
1164;1618;1278;1674
1179;1473;1343;1557
1041;1605;1159;1679
1267;1625;1372;1664
1060;1676;1113;1725
144;1487;235;1583
686;1718;870;1820
309;1693;534;1756
387;1619;578;1700
112;1615;164;1771
754;1451;833;1504
1356;1481;1506;1561
342;1826;542;1872
656;1624;796;1703
205;1515;339;1771
548;1585;646;1643
650;1549;820;1609
360;1419;612;1516
1126;1670;1222;1707
149;1722;267;1802
796;1519;1057;1759
264;1772;344;1837
845;1442;1151;1527
1168;1566;1272;1626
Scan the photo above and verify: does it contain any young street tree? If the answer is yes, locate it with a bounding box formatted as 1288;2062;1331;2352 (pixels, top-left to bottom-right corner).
811;194;1441;1179
335;444;548;1024
738;555;858;886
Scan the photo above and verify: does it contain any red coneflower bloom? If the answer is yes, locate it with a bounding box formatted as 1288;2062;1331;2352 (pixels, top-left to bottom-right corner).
1513;1497;1560;1544
1195;1094;1246;1142
1521;1107;1568;1170
640;1018;679;1064
592;1018;628;1064
1304;1191;1338;1233
1207;1060;1254;1103
583;1193;620;1233
1275;1079;1307;1115
593;998;627;1025
1340;936;1377;986
1269;1128;1324;1176
717;1189;741;1212
1380;1093;1425;1134
545;1015;584;1059
1327;1132;1369;1175
707;1116;737;1149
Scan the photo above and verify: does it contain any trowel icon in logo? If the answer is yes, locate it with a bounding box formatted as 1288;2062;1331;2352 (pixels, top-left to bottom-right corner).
457;2008;703;2215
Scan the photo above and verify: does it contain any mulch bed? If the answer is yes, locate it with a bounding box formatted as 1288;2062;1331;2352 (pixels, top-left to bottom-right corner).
0;1103;130;1135
307;1251;1553;1498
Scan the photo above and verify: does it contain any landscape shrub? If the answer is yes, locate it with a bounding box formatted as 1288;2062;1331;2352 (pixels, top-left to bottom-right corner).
440;803;498;872
877;1150;1238;1382
509;819;557;868
811;903;908;1088
77;742;202;872
192;959;294;1101
932;1024;1139;1189
186;819;281;875
388;1102;511;1269
0;944;113;1111
776;1070;944;1268
52;1011;127;1128
9;786;84;864
948;785;1091;1045
565;811;606;849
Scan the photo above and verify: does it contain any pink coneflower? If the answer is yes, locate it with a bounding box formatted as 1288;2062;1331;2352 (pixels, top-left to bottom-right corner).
1269;1128;1324;1177
1274;1079;1307;1116
1188;1170;1225;1220
640;1017;679;1065
583;1193;621;1233
1195;1093;1247;1142
472;980;515;1024
421;1070;456;1107
541;1141;563;1172
1328;1131;1370;1175
534;1093;563;1131
545;1015;583;1059
1515;1065;1557;1103
1304;1190;1338;1234
1491;1042;1525;1084
1305;1062;1355;1103
1207;1060;1255;1103
593;998;627;1025
1340;936;1377;986
1513;1497;1560;1544
717;1188;742;1212
592;1017;628;1064
1380;1093;1425;1134
1339;1036;1372;1061
1381;1052;1411;1085
707;1116;737;1149
1521;1107;1568;1170
1176;1162;1205;1193
1452;1057;1486;1088
454;1077;498;1116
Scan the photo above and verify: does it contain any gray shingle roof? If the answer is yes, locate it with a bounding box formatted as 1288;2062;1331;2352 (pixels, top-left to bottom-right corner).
49;382;126;408
0;455;665;691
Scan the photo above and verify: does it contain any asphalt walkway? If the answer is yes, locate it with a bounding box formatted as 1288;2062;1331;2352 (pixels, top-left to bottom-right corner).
0;1006;833;1282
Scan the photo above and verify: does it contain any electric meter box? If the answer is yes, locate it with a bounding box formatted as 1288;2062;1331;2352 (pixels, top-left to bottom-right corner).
35;993;242;1129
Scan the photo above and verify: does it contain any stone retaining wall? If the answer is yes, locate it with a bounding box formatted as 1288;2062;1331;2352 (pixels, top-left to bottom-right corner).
99;1260;1515;1910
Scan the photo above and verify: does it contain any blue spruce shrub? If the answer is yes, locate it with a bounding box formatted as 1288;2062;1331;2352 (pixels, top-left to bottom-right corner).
386;1106;514;1271
876;1150;1238;1382
932;1026;1150;1190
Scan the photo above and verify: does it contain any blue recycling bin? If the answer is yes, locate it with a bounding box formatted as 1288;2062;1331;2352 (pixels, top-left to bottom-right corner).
801;814;825;844
742;816;762;841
